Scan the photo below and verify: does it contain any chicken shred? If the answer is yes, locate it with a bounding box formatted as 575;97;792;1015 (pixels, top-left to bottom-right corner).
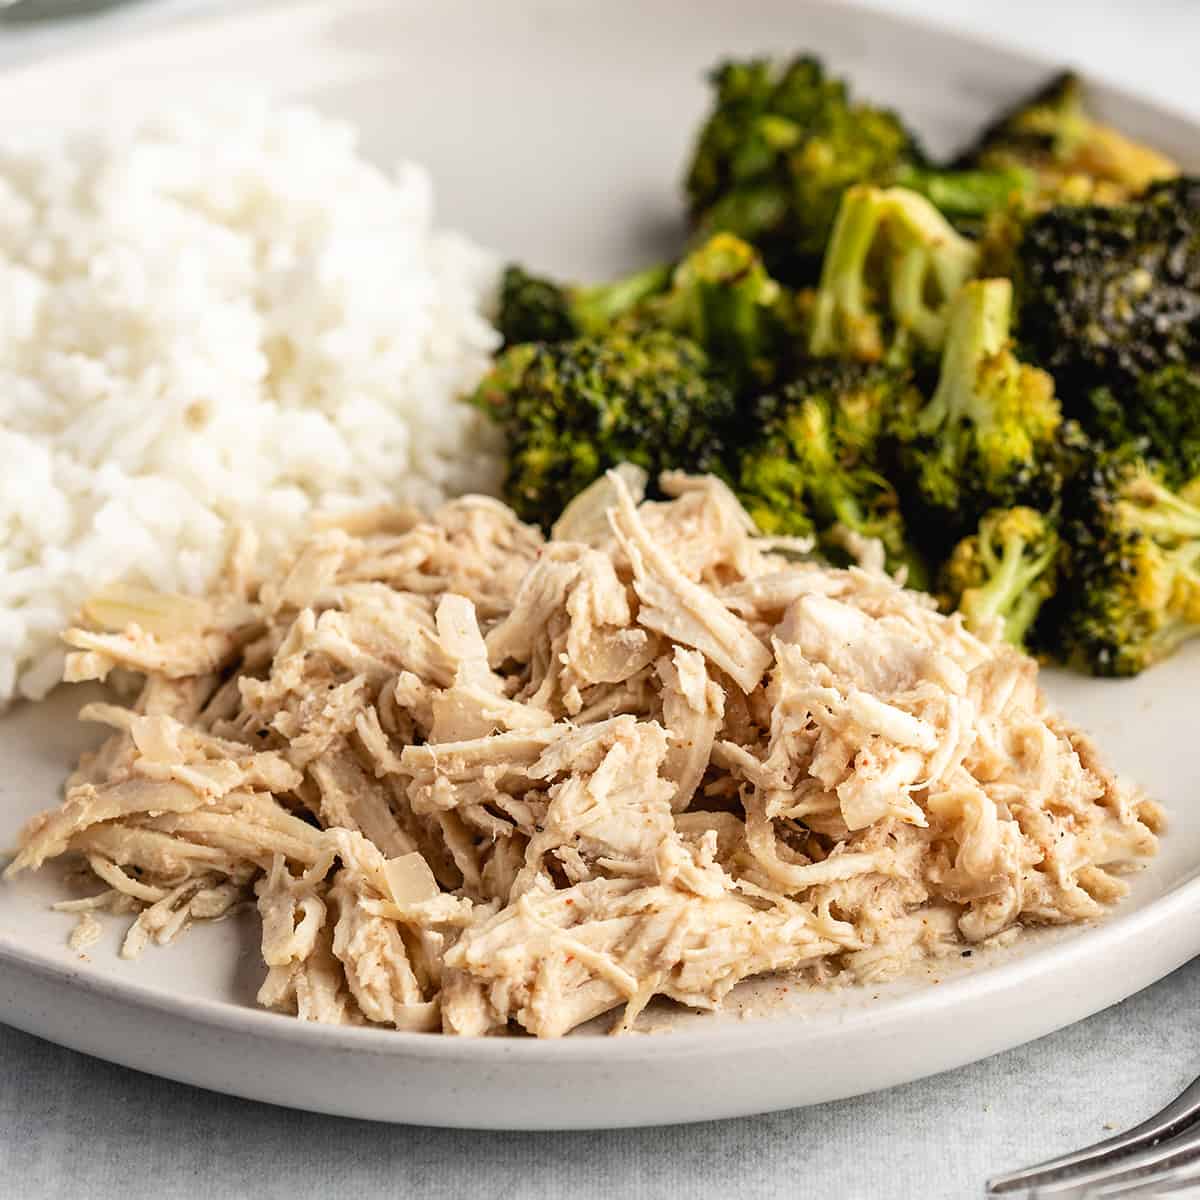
5;476;1163;1037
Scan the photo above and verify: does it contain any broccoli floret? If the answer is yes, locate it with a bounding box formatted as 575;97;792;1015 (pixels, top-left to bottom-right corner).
495;262;673;347
684;56;1035;282
737;360;927;585
470;330;736;528
684;56;921;282
966;78;1181;280
893;278;1064;544
498;236;794;389
640;233;796;388
1015;177;1200;394
808;185;980;365
940;506;1059;650
960;71;1177;204
1050;455;1200;675
496;266;576;346
1085;366;1200;489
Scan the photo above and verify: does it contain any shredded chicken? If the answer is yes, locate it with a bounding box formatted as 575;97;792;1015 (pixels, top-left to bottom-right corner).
5;474;1164;1037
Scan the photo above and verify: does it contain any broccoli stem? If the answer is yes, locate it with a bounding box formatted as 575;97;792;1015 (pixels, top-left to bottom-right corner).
809;186;887;358
966;526;1057;644
571;262;674;336
1144;613;1200;663
1120;474;1200;541
887;246;928;358
810;186;980;361
884;190;980;349
918;278;1012;436
1123;479;1200;625
892;164;1033;222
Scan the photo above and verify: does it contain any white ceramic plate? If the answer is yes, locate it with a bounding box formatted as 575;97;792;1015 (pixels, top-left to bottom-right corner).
1;0;1199;1130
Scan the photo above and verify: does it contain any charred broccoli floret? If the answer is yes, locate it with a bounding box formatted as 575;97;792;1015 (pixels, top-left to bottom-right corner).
1050;455;1200;675
496;266;576;345
960;71;1177;204
684;56;920;282
968;79;1181;280
1014;177;1200;394
808;185;980;365
470;330;735;528
1085;366;1200;489
495;261;672;347
737;360;927;584
684;56;1034;282
894;278;1063;543
498;237;794;389
940;506;1059;650
634;233;797;388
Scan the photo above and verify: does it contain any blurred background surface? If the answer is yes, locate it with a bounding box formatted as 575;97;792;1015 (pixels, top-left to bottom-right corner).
3;0;1198;120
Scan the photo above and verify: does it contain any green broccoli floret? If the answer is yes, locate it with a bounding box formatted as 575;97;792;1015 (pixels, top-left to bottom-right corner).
808;185;980;365
495;266;576;345
940;506;1059;650
684;56;1034;282
638;233;796;388
495;262;673;347
684;56;920;282
893;278;1063;544
1050;455;1200;675
1014;177;1200;395
470;330;735;528
966;79;1182;280
959;71;1178;204
498;236;795;389
737;360;927;585
1085;366;1200;489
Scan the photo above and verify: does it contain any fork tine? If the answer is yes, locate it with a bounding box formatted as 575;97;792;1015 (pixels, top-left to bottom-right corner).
1079;1151;1200;1198
987;1075;1200;1196
1028;1126;1200;1197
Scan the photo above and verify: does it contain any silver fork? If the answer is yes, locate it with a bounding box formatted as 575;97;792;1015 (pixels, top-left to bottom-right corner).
987;1075;1200;1198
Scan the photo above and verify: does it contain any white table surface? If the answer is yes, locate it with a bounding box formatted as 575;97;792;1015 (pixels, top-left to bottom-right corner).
1;2;1198;1197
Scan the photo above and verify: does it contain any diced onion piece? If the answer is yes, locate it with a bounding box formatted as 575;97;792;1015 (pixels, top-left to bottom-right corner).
392;999;441;1032
383;852;440;905
551;463;648;544
82;584;212;637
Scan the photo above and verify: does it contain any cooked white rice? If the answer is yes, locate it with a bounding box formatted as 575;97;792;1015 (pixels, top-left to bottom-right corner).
0;100;504;704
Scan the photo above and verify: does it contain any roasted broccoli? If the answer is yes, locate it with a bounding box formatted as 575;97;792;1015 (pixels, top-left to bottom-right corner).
940;506;1059;650
1050;455;1200;675
737;360;927;584
808;185;980;365
959;71;1177;204
683;55;1037;282
1085;366;1200;489
498;236;794;389
495;261;673;347
893;278;1063;544
630;233;797;388
470;330;736;528
1014;177;1200;394
684;56;920;282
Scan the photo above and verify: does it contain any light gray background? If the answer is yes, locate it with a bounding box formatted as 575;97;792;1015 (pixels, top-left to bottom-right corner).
1;2;1198;1197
